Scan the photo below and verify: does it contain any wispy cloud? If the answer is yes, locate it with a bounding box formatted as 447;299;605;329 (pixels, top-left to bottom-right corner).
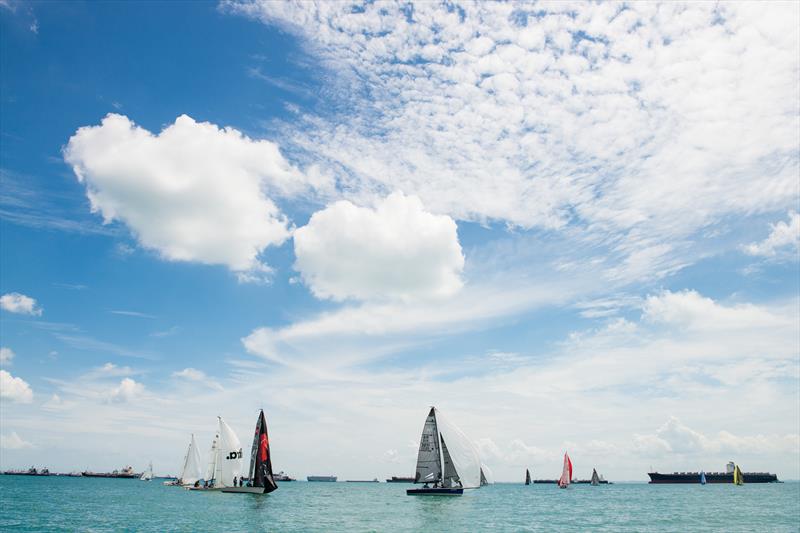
110;310;157;319
53;333;157;360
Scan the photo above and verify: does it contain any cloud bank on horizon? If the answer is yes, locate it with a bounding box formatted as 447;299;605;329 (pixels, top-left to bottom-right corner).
1;1;798;480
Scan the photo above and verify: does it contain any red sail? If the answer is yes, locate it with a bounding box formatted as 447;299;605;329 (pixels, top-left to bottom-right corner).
248;410;278;493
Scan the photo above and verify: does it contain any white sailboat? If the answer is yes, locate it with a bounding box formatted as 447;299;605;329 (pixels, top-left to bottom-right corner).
407;406;482;496
140;462;153;481
189;417;242;490
165;434;203;486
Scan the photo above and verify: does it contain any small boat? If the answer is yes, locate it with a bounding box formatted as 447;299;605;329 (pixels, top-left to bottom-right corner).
590;468;600;486
386;476;414;483
700;471;706;485
221;410;278;494
407;406;481;496
346;478;379;483
558;452;572;489
307;475;337;482
525;468;531;485
480;463;494;486
188;417;242;491
140;462;153;481
733;464;744;485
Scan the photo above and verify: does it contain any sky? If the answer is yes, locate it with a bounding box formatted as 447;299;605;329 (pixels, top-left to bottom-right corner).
0;1;798;482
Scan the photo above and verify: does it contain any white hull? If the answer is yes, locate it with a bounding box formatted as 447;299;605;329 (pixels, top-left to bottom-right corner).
220;486;269;494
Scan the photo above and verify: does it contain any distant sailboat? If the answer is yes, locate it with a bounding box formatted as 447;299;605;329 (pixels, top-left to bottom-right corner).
525;468;531;486
407;407;482;496
479;463;494;486
590;468;600;486
733;465;744;485
558;452;572;489
140;462;153;481
221;410;278;494
700;471;706;485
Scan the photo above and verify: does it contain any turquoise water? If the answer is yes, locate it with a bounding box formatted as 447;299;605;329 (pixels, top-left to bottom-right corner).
1;477;798;532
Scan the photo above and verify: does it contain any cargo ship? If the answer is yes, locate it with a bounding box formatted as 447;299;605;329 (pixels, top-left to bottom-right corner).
307;475;337;482
2;467;50;476
648;462;778;484
82;466;139;479
386;476;414;483
274;471;295;482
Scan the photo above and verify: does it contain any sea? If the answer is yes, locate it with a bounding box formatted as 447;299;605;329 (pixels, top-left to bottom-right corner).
1;477;798;532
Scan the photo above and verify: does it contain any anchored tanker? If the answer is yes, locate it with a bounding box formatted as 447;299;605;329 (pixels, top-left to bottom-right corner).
408;406;482;496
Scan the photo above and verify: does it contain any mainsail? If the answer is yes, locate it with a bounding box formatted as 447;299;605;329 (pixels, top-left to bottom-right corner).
700;471;706;485
414;407;442;484
215;417;243;488
480;463;494;485
558;452;572;488
204;433;218;483
246;410;277;493
525;468;531;485
181;434;202;486
440;436;460;488
590;468;600;486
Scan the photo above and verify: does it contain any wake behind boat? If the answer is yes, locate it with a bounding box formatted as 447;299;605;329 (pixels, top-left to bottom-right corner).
407;406;482;496
221;409;278;495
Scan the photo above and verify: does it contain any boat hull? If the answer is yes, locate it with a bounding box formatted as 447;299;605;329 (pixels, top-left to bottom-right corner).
406;487;464;496
648;472;778;484
220;486;274;494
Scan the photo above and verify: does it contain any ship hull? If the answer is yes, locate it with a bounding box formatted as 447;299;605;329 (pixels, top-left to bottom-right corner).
407;487;463;496
307;476;337;482
648;472;778;484
220;486;275;494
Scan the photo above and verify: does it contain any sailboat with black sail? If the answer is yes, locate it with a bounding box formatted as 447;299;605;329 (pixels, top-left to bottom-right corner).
221;409;278;494
407;406;482;496
525;468;531;485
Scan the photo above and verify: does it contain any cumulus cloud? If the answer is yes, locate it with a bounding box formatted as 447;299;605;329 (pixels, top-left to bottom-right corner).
107;378;144;403
743;211;800;257
0;292;42;315
64;114;329;277
0;370;33;403
172;367;223;390
0;431;35;450
0;347;14;365
294;192;464;301
227;1;799;275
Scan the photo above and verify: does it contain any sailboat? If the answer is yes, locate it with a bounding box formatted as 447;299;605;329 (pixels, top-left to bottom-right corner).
166;434;203;486
221;409;278;494
590;468;600;486
479;463;494;486
733;464;744;485
558;452;572;489
188;417;242;490
407;407;482;496
525;468;531;485
700;471;706;485
139;462;153;481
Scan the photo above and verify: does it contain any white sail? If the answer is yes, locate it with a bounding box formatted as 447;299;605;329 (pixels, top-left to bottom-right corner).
214;417;242;488
440;436;460;488
140;462;153;481
480;463;495;485
181;434;202;486
435;408;482;489
414;407;442;484
204;433;219;482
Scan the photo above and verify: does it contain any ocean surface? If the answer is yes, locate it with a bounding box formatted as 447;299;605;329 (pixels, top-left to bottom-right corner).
1;476;798;532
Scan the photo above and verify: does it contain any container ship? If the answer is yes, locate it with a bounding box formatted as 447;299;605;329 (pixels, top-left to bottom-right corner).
82;466;139;479
648;462;778;484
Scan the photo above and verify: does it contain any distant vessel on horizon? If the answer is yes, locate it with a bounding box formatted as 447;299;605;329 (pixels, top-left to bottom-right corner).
307;475;337;482
386;476;414;483
274;471;295;482
82;466;138;479
558;452;572;489
648;462;778;484
2;467;50;476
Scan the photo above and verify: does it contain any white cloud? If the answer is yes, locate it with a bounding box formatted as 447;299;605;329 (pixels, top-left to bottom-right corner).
172;367;223;390
0;346;14;365
108;378;145;403
0;431;35;450
294;192;464;301
42;393;65;411
227;1;799;273
0;292;42;315
0;369;33;403
88;362;135;379
743;211;800;257
64;114;330;277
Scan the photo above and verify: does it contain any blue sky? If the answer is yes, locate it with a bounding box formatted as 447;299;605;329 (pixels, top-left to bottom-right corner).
1;1;798;481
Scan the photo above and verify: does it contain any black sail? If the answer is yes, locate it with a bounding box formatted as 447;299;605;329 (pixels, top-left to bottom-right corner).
248;410;278;493
525;468;531;485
